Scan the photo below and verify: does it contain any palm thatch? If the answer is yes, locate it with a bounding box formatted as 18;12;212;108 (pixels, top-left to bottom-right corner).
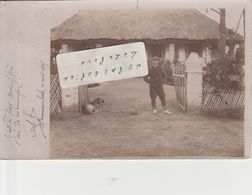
51;9;242;41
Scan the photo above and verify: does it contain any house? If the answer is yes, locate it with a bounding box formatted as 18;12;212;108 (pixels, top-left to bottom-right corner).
51;9;243;66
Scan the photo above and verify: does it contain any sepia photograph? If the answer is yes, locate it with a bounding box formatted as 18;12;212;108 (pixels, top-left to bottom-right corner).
1;1;252;195
50;7;245;159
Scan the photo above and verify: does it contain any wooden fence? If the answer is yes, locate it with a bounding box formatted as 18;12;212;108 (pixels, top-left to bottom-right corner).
173;65;187;112
50;74;62;114
202;82;245;112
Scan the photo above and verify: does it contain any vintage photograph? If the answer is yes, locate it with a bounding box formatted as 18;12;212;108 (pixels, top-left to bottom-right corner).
50;8;245;159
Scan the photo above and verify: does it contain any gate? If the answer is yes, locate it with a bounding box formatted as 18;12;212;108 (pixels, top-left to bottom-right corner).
173;65;187;112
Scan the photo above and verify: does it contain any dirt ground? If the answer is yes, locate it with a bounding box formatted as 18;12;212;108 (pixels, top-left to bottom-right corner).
50;78;244;159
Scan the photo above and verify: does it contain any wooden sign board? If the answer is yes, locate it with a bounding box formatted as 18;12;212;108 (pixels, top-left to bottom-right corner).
56;42;148;88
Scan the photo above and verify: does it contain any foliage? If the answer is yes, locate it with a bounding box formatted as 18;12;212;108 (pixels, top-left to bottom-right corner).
203;44;244;91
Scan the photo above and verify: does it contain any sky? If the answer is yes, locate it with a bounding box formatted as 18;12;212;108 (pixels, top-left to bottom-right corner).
5;0;245;35
46;0;245;35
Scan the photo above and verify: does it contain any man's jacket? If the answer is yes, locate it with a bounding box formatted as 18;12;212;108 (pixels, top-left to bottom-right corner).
144;66;166;85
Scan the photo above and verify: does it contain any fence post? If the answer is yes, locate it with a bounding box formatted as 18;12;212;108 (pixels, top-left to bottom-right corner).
185;52;204;112
78;86;89;113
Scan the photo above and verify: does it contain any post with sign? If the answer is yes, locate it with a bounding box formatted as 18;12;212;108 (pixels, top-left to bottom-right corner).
78;85;89;113
60;44;89;113
56;42;148;113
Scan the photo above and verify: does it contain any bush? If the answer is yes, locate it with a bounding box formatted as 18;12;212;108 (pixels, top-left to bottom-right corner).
203;44;244;91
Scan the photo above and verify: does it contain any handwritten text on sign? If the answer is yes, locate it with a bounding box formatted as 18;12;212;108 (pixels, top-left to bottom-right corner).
56;42;148;88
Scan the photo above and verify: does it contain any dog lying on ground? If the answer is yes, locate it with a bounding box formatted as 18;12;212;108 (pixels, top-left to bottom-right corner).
81;97;105;114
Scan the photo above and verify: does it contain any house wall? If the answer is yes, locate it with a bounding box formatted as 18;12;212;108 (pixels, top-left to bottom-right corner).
163;43;175;63
53;39;208;63
52;39;232;66
52;39;217;74
178;44;186;62
145;42;186;64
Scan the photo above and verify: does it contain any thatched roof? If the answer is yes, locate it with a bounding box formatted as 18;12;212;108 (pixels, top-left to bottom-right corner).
51;9;242;41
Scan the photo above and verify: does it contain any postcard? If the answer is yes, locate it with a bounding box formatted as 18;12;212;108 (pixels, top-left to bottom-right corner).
0;0;251;159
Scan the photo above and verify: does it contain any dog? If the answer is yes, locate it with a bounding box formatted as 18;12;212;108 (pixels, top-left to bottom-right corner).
81;97;105;114
90;97;105;112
